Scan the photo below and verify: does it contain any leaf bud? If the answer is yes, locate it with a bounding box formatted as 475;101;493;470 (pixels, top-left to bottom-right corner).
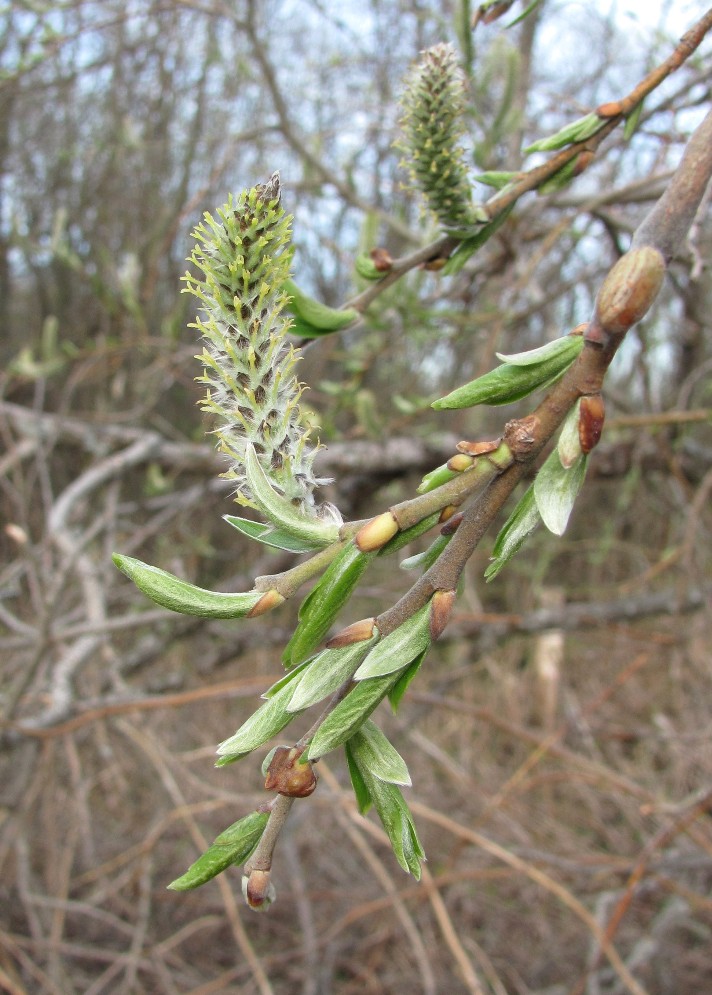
326;617;377;648
591;247;665;340
438;504;459;524
578;394;605;454
248;589;286;617
355;511;399;552
243;869;277;911
264;746;318;798
447;453;474;472
429;589;457;641
440;511;464;535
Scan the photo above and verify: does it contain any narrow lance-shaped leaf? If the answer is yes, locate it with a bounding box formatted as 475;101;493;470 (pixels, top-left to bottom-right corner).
484;484;541;581
223;516;322;553
346;746;425;878
308;670;403;760
524;112;601;153
282;278;359;335
167;811;269;891
283;541;374;667
388;649;428;712
433;334;583;409
287;635;378;713
244;444;341;547
557;400;583;469
353;603;432;680
216;670;307;765
112;554;263;619
533;447;589;536
349;720;411;786
345;742;373;814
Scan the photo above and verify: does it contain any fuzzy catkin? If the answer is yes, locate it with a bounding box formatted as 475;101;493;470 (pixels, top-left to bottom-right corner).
399;43;475;231
183;174;327;515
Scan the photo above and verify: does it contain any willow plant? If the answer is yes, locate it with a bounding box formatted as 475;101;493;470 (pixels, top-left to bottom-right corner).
114;23;712;910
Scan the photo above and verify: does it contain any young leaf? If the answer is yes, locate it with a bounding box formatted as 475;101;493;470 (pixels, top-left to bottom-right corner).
261;657;314;698
496;333;583;367
353;604;432;680
442;203;515;276
623;98;645;141
287;635;378;713
244;445;341;547
307;671;402;760
283;278;359;332
348;754;424;878
216;678;306;765
533;448;588;536
400;533;451;571
223;516;322;553
388;649;428;712
557;400;583;468
484;483;541;581
416;462;459;494
524;113;601;153
283;542;374;667
345;742;373;814
349;720;411;786
112;554;263;619
167;811;269;891
432;334;583;409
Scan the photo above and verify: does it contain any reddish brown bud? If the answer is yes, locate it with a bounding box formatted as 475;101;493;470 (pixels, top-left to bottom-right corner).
326;617;376;648
440;511;464;535
370;247;393;272
264;746;318;798
422;256;447;272
593;247;665;337
578;394;605;454
569;322;588;337
430;589;457;641
447;453;474;472
438;504;459;524
456;438;500;456
355;511;399;552
596;100;623;119
248;589;285;617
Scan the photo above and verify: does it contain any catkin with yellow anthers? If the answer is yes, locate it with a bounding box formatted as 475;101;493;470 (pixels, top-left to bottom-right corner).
398;43;475;232
182;174;337;521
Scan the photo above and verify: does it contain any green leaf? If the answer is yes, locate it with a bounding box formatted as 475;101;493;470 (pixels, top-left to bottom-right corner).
506;0;544;27
416;462;459;494
308;671;402;760
347;755;424;877
244;445;340;547
167;811;269;890
354;604;432;680
557;400;583;468
400;533;451;571
223;516;321;553
533;448;588;536
623;98;645;141
349;720;411;786
524;113;601;153
388;649;428;712
112;554;262;619
496;334;583;367
345;741;373;814
283;279;359;332
442;203;515;276
287;635;378;712
484;484;541;581
216;678;306;765
283;542;374;667
474;170;518;190
433;334;583;409
261;657;314;698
